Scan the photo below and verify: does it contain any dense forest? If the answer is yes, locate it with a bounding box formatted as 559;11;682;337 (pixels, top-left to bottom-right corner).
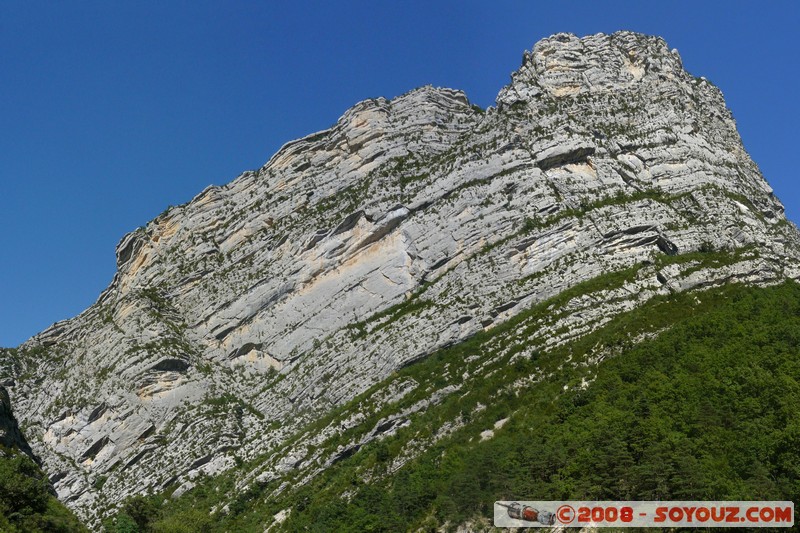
101;280;800;531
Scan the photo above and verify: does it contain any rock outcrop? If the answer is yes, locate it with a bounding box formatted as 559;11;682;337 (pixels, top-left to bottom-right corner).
2;31;799;524
0;382;36;460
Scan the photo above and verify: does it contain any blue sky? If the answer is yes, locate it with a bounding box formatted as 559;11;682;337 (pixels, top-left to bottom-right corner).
2;1;798;347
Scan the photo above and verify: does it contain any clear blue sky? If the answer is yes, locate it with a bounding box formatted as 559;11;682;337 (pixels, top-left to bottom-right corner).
2;1;798;347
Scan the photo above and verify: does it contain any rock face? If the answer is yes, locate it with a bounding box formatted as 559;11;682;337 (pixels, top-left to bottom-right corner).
0;383;37;460
3;31;800;524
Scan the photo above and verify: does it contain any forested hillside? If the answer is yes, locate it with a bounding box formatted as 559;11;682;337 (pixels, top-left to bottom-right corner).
103;280;800;532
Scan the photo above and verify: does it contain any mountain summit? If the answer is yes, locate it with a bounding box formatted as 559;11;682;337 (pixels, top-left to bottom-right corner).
3;31;799;527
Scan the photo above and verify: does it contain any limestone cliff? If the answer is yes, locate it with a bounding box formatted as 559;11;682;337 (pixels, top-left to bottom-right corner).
0;381;36;461
2;31;799;525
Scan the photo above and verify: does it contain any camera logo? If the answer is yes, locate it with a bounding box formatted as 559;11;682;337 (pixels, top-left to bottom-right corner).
496;502;556;525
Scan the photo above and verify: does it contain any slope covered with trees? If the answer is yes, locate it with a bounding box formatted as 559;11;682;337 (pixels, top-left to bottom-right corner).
103;279;800;532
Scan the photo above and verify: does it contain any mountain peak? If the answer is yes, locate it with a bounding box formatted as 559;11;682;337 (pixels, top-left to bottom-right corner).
498;31;686;103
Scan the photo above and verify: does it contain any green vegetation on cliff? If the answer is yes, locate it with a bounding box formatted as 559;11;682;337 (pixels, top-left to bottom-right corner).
0;449;87;533
105;279;800;532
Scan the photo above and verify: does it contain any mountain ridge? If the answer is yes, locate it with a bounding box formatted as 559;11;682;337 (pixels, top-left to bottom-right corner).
3;30;800;526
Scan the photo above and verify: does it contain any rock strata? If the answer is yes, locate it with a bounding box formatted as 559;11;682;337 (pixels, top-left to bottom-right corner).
2;31;799;524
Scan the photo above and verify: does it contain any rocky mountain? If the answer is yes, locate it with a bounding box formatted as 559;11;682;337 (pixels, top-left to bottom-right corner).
3;31;800;528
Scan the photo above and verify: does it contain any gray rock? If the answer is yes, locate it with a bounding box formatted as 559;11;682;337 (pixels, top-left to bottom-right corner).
0;384;37;461
5;31;800;525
